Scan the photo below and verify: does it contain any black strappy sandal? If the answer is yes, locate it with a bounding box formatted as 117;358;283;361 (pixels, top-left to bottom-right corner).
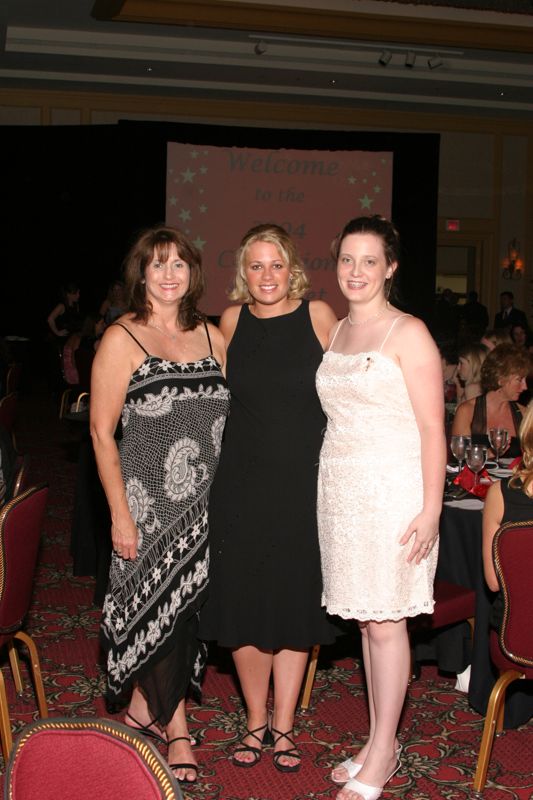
167;736;198;783
271;727;301;773
124;712;166;745
232;722;273;768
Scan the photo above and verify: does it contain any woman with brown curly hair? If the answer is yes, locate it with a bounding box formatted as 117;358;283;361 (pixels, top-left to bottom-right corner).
200;223;338;773
91;225;229;783
452;343;531;458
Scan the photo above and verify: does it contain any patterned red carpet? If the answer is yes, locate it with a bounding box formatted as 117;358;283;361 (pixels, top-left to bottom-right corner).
2;388;533;799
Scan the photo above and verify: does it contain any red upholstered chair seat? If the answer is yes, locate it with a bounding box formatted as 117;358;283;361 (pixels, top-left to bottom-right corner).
5;718;182;800
428;579;476;629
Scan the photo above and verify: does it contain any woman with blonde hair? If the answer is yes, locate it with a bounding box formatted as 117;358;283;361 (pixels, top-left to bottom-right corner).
200;223;338;772
454;343;487;404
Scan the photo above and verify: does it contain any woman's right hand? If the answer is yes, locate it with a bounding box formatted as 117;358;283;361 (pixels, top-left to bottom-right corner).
111;511;139;560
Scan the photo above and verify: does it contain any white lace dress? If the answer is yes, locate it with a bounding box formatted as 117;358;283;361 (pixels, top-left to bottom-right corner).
316;318;438;622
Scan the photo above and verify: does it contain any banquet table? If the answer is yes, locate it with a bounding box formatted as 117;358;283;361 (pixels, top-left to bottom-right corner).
414;496;533;729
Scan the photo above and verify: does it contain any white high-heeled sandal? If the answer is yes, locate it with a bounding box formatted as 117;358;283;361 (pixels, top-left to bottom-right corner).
341;749;402;800
332;744;402;787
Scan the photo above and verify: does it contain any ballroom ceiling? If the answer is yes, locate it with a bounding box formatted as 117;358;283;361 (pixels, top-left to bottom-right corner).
1;0;532;120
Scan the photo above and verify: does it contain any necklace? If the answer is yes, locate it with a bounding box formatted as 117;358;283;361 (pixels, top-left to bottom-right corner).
347;303;388;326
149;322;180;341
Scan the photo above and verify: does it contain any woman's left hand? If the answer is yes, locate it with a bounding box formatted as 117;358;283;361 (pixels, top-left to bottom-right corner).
400;512;440;564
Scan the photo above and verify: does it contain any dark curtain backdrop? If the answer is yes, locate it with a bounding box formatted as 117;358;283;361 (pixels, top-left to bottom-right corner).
1;121;439;343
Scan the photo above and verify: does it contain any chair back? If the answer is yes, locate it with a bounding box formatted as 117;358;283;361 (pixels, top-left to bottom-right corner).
11;454;32;499
493;519;533;668
74;347;95;393
0;393;17;437
5;717;182;800
5;364;22;396
0;484;48;634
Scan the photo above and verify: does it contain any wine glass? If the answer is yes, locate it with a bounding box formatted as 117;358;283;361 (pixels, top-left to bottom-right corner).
466;444;487;489
450;434;471;472
488;428;509;468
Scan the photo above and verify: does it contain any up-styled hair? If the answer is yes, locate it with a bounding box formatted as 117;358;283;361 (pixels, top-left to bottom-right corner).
480;343;531;392
510;401;533;496
458;343;488;385
228;223;310;303
331;215;401;299
124;225;204;331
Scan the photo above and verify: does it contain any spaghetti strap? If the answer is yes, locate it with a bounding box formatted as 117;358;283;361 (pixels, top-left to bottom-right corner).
112;322;150;357
327;319;345;352
203;321;213;356
378;314;411;353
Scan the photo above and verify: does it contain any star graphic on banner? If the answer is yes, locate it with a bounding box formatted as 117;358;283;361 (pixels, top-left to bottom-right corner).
169;196;177;206
381;158;387;164
372;171;377;176
362;178;368;184
191;150;199;159
168;168;174;175
193;236;206;250
348;176;357;184
179;209;191;222
181;168;196;183
200;165;208;175
360;194;373;209
199;188;205;194
203;150;209;156
199;204;208;213
373;185;382;194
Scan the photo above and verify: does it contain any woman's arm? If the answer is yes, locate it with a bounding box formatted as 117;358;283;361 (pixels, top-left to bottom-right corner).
47;303;67;337
451;399;475;436
308;300;339;350
206;322;227;374
482;480;504;591
395;317;447;563
90;325;140;560
218;305;242;348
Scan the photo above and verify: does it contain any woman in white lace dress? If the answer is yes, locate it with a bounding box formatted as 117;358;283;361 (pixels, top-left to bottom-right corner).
316;216;446;800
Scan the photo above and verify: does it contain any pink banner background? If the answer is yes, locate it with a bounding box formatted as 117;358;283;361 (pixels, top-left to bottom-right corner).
166;143;392;317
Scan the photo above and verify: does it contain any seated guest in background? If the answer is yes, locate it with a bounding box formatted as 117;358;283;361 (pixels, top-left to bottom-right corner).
452;343;531;458
47;282;82;340
510;322;533;352
99;280;127;327
481;327;512;351
440;345;458;405
482;401;533;626
62;313;105;386
494;291;528;331
454;343;487;405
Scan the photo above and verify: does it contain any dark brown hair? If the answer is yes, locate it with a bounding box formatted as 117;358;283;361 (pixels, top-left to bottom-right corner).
331;215;401;299
124;225;205;331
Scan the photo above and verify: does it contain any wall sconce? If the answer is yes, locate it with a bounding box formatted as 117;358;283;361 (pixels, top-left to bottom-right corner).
378;50;392;66
501;238;524;279
405;51;416;68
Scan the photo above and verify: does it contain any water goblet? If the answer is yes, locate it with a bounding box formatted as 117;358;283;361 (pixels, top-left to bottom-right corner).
488;428;509;468
450;434;471;473
466;444;487;490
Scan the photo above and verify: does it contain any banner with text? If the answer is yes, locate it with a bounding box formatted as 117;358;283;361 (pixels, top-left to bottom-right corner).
166;143;393;317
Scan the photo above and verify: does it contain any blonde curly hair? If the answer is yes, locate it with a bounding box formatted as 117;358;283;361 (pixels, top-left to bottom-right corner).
228;223;310;304
510;401;533;497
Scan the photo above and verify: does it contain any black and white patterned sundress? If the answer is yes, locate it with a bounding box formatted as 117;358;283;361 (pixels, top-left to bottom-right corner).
100;323;229;724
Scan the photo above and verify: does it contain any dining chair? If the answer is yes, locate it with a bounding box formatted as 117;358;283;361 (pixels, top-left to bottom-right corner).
300;644;320;710
0;393;18;447
472;519;533;794
409;578;476;680
4;717;183;800
5;364;22;396
11;454;32;499
0;484;49;761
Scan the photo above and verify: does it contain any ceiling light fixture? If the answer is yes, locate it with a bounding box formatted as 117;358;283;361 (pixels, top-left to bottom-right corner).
405;51;416;68
378;50;392;66
254;41;267;55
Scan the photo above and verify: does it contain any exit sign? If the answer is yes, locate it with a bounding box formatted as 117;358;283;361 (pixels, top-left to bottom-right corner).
446;219;461;231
